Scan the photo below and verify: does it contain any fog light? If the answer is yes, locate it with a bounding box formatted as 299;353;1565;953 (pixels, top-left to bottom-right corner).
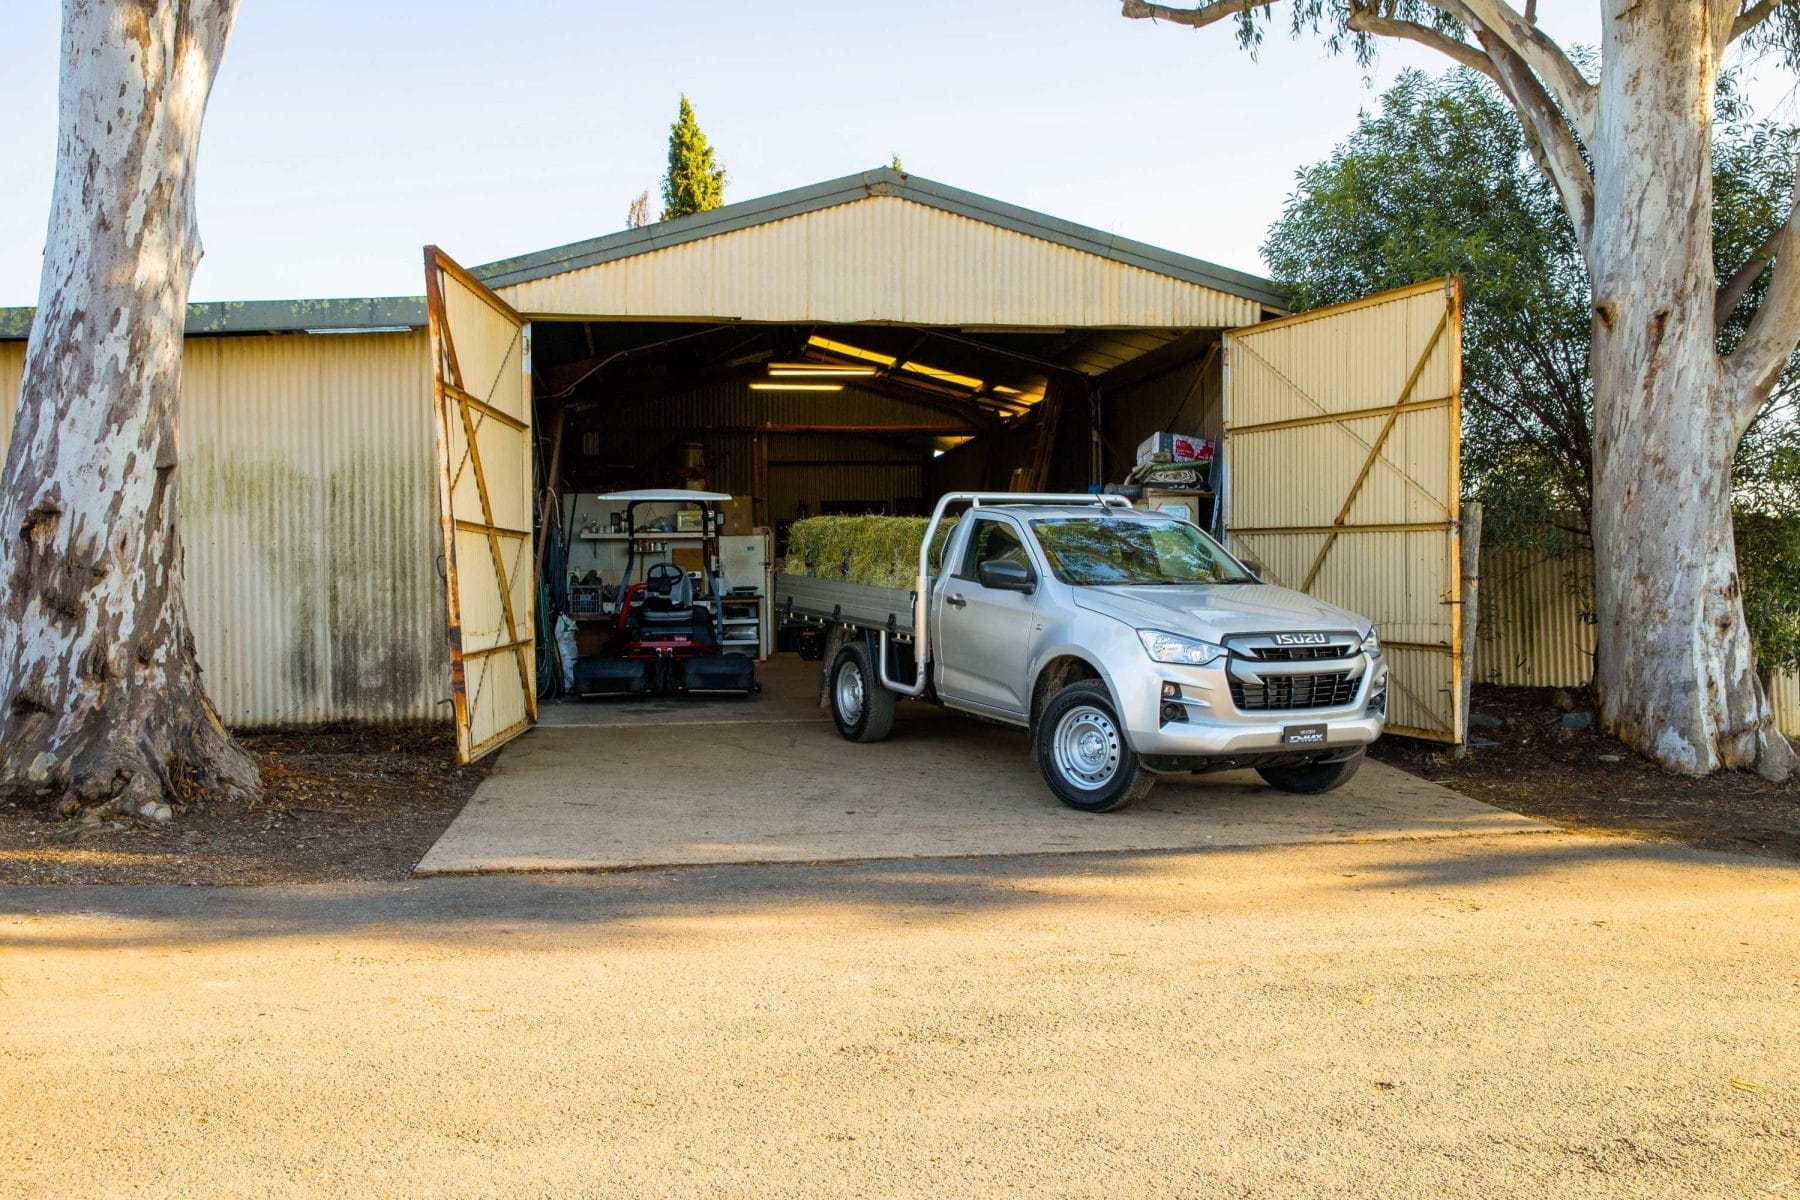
1159;682;1186;725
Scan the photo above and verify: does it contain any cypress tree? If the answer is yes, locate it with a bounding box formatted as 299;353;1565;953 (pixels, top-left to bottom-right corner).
660;94;726;220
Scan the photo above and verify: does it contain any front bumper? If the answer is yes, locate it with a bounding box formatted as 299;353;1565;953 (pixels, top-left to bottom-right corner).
1117;648;1388;758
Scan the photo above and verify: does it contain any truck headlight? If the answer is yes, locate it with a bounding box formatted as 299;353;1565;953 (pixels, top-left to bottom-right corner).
1361;628;1382;659
1137;630;1226;667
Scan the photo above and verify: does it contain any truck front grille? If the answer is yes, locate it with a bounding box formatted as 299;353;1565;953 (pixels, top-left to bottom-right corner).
1230;672;1358;711
1243;644;1354;662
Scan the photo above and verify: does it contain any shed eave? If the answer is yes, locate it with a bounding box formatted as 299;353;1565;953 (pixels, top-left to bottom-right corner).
0;296;427;341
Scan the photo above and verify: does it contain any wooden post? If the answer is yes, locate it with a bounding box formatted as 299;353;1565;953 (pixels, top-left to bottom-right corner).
1457;501;1483;749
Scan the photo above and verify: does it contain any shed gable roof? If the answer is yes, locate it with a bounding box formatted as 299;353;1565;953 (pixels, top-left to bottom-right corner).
477;168;1285;314
0;168;1284;339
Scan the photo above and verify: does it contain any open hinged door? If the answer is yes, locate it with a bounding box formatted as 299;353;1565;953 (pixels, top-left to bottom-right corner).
1222;278;1463;742
425;247;536;762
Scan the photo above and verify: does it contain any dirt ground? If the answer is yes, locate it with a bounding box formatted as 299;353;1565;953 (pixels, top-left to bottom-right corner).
4;835;1797;1199
0;684;1792;885
0;727;486;886
1373;685;1799;862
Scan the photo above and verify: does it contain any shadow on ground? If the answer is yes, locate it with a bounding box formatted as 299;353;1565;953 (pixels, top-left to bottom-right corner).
5;832;1790;952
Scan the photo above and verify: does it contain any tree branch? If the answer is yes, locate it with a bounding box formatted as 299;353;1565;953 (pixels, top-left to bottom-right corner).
1716;224;1783;330
1726;161;1800;432
1448;0;1596;143
1731;0;1783;40
1345;9;1501;83
1119;0;1277;27
1461;20;1596;252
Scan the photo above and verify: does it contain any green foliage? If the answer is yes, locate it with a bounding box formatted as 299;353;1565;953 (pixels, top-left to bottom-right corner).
890;153;905;174
1263;69;1591;551
1737;508;1800;674
660;94;726;221
783;516;957;589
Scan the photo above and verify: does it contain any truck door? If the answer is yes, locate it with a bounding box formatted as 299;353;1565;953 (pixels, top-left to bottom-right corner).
934;513;1035;715
1222;277;1464;743
424;246;536;763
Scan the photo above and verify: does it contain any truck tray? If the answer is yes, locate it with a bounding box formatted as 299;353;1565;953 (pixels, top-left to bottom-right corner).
773;573;918;637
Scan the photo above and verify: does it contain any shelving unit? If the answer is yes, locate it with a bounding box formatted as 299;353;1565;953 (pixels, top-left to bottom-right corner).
718;594;766;656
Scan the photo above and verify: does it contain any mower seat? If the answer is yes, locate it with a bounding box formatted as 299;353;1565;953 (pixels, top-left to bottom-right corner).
639;562;695;624
636;562;713;642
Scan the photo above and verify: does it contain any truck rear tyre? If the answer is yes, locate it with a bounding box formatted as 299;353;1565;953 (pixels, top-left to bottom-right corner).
1034;680;1155;813
1257;750;1365;794
830;643;896;743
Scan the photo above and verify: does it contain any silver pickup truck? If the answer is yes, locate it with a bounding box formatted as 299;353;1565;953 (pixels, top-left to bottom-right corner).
774;492;1388;812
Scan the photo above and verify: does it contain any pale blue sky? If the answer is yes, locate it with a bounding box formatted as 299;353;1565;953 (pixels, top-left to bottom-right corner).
1;2;1792;307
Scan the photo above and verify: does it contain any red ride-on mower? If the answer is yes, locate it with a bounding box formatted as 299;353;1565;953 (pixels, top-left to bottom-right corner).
570;491;757;698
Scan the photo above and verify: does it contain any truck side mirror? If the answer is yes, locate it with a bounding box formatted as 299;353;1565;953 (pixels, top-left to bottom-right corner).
977;559;1036;593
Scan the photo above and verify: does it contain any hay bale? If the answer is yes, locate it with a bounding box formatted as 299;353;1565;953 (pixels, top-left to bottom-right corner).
782;516;958;589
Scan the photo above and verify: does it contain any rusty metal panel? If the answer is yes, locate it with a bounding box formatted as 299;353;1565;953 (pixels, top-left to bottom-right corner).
1224;279;1463;741
496;196;1263;328
426;248;536;764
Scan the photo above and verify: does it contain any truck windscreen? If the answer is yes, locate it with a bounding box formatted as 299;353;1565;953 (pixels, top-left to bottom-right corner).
1030;518;1256;587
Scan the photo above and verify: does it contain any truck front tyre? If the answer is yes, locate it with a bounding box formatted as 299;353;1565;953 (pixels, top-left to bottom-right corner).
830;643;897;743
1033;680;1155;813
1256;750;1365;794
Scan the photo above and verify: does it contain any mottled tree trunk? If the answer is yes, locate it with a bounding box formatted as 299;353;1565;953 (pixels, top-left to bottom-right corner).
0;0;257;820
1587;4;1793;781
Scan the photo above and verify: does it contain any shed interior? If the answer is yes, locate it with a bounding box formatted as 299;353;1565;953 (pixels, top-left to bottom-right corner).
530;316;1224;531
526;315;1229;688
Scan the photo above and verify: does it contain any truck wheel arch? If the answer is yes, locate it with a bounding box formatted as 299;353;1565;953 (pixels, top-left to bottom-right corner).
1031;655;1107;729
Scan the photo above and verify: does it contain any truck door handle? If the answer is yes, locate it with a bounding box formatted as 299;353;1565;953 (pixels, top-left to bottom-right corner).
946;593;967;608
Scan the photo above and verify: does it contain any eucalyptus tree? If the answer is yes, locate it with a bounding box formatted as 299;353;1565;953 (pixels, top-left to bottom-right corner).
0;0;258;820
1124;0;1799;778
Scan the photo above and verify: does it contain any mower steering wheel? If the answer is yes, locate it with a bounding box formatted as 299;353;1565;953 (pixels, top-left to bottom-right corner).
645;561;685;593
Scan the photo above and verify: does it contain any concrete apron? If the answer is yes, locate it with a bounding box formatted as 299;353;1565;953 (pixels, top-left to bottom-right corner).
417;677;1548;876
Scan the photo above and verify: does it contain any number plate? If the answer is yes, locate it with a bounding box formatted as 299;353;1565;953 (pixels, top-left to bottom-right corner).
1282;724;1327;746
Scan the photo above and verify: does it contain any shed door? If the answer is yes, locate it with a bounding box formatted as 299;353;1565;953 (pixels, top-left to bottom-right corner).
1222;278;1463;742
425;247;536;762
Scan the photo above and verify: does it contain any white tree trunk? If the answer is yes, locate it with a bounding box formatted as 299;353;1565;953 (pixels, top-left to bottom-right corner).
0;0;257;819
1587;4;1794;781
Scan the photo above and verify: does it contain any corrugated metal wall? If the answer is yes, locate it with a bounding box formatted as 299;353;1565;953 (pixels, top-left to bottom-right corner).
0;340;22;449
2;332;448;726
1474;543;1595;687
1475;538;1800;735
496;196;1264;328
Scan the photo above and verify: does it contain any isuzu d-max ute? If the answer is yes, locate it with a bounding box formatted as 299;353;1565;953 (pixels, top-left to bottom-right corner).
775;493;1388;812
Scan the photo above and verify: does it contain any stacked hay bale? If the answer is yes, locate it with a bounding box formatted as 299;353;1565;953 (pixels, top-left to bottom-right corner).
782;516;958;589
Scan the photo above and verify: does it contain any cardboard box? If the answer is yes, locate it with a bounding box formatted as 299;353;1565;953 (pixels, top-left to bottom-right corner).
1135;432;1214;466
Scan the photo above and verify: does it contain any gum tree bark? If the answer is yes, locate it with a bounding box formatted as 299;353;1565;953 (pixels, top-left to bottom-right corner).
1123;0;1798;780
0;0;257;821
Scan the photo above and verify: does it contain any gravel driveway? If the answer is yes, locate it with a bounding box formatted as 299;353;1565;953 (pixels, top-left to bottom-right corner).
4;833;1796;1198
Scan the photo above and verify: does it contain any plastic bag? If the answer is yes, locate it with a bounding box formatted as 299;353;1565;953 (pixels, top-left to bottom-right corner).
555;612;578;691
